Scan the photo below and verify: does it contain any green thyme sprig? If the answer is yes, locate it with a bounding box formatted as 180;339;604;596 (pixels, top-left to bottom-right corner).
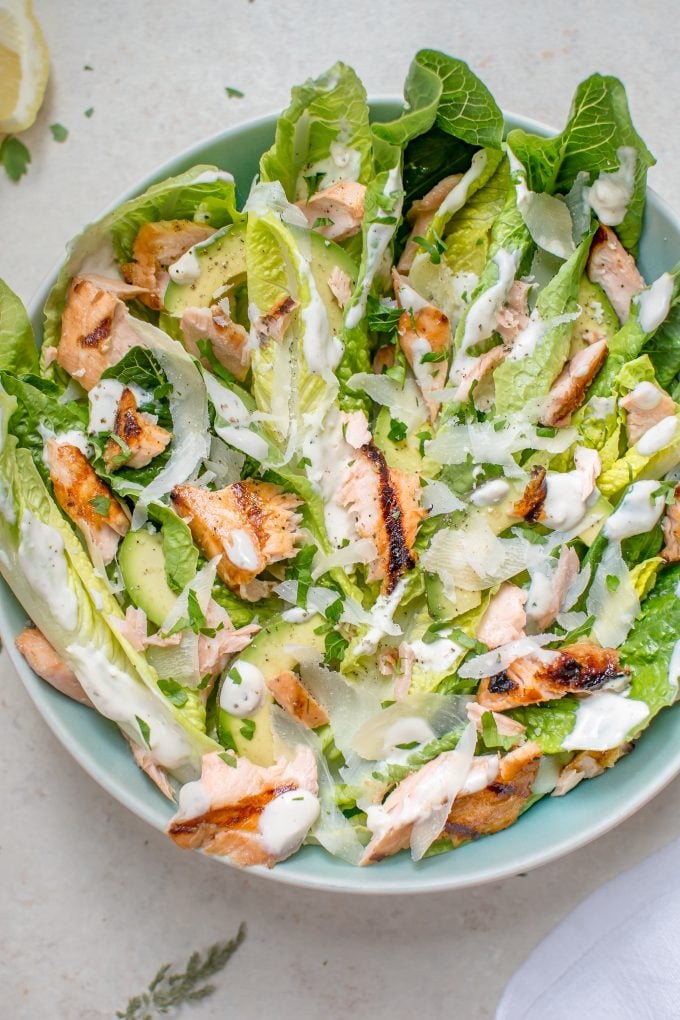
116;923;246;1019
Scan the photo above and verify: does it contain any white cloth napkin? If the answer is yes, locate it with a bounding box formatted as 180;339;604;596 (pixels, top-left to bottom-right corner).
496;837;680;1019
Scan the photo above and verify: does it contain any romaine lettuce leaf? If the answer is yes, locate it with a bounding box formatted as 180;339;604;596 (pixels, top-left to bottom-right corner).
642;303;680;389
147;502;198;594
0;372;88;480
493;235;592;416
506;74;654;251
259;62;373;201
620;563;680;720
0;278;39;375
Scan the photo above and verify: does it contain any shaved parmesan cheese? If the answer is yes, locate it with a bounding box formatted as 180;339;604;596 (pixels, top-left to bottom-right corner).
636;272;674;334
426;417;577;475
507;145;576;259
586;542;640;648
420;517;535;594
298;660;382;758
458;634;560;680
311;538;377;579
352;693;471;761
420;480;465;516
352;579;407;657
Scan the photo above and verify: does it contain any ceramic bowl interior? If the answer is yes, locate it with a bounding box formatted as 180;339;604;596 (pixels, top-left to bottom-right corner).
3;99;680;893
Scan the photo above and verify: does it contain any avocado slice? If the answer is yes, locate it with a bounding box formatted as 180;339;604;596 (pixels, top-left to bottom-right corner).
118;529;177;627
216;614;326;765
571;277;619;353
164;222;247;315
305;231;357;336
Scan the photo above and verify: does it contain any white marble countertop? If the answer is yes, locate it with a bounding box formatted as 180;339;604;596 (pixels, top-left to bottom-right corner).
2;2;680;1017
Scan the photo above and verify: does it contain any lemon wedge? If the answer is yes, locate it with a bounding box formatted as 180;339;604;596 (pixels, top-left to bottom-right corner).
0;0;49;135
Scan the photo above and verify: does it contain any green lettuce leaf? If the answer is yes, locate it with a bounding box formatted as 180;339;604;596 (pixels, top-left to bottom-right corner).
493;235;592;416
506;74;654;251
0;278;39;375
620;563;680;721
509;697;579;754
259;62;373;201
1;372;88;480
642;303;680;388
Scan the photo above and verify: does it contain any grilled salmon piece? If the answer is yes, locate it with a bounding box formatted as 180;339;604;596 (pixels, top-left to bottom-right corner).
512;465;547;521
327;266;352;309
46;441;130;564
587;224;645;323
476;582;527;650
620;382;677;447
103;387;172;471
661;486;680;563
339;442;425;594
540;339;608;427
121;220;215;310
180;305;251;381
171;480;302;592
397;174;462;273
395;295;451;421
477;641;624;711
443;742;541;847
553;743;633;796
15;627;92;706
267;670;329;729
57;278;141;390
455;343;506;408
296;181;366;243
167;748;318;866
252;295;300;344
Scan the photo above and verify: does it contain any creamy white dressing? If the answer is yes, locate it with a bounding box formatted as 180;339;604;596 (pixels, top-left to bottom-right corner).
604;480;665;542
305;140;362;191
584;146;636;227
507;145;575;259
434;149;489;221
562;690;649;751
191;169;235;186
168;248;202;285
420;480;465;516
459;248;519;354
224;528;259;571
588;395;617;419
506;307;580;363
629;381;662;410
636;415;677;456
219;660;266;718
292;243;343;375
406;638;463;672
39;423;93;462
176;777;212;820
66;643;195;769
460;754;499;795
258;788;321;858
353;578;407;657
345;165;404;329
393;275;429;314
18;512;78;630
469;478;510;507
637;272;674;334
301;405;360;548
281;606;314;624
541;471;591;531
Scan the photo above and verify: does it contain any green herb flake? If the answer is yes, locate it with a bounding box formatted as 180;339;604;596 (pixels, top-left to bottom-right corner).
323;629;349;667
157;677;189;708
225;86;245;98
84;107;94;118
371;215;397;225
198;673;212;690
388;418;408;443
219;751;238;768
50;123;69;143
186;589;207;633
239;719;256;741
413;230;445;264
83;64;93;70
416;429;432;456
88;495;111;516
135;716;151;748
324;597;344;623
229;666;243;686
0;135;31;182
288;543;317;610
420;350;446;364
395;740;419;750
606;574;621;592
312;217;333;229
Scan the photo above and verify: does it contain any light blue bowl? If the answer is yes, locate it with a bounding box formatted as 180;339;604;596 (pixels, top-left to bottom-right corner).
3;100;680;893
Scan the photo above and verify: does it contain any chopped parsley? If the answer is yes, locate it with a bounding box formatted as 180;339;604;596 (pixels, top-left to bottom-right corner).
84;107;94;118
413;229;446;264
388;418;408;442
157;678;189;708
136;716;151;748
219;752;238;768
312;217;333;229
225;86;245;98
228;666;243;686
239;719;256;741
50;123;69;143
287;543;317;610
420;350;446;364
88;495;111;516
606;574;621;592
323;629;349;667
0;136;31;182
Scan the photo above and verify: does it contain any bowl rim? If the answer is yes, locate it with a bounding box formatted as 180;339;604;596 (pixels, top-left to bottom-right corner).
5;98;680;894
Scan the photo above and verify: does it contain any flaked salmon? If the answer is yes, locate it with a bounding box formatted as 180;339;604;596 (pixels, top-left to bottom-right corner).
339;442;425;594
620;382;677;447
123;733;175;800
15;626;92;706
180;305;250;381
171;480;302;592
476;582;527;650
443;742;541;847
327;266;352;308
526;545;580;631
296;181;366;242
397;174;462;273
661;486;680;562
396;295;451;420
46;441;130;564
552;742;633;796
540;339;608;427
122;220;215;310
252;295;300;344
57;278;141;390
167;747;318;866
477;641;624;711
103;386;172;471
587;225;645;323
496;281;531;344
267;670;329;729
